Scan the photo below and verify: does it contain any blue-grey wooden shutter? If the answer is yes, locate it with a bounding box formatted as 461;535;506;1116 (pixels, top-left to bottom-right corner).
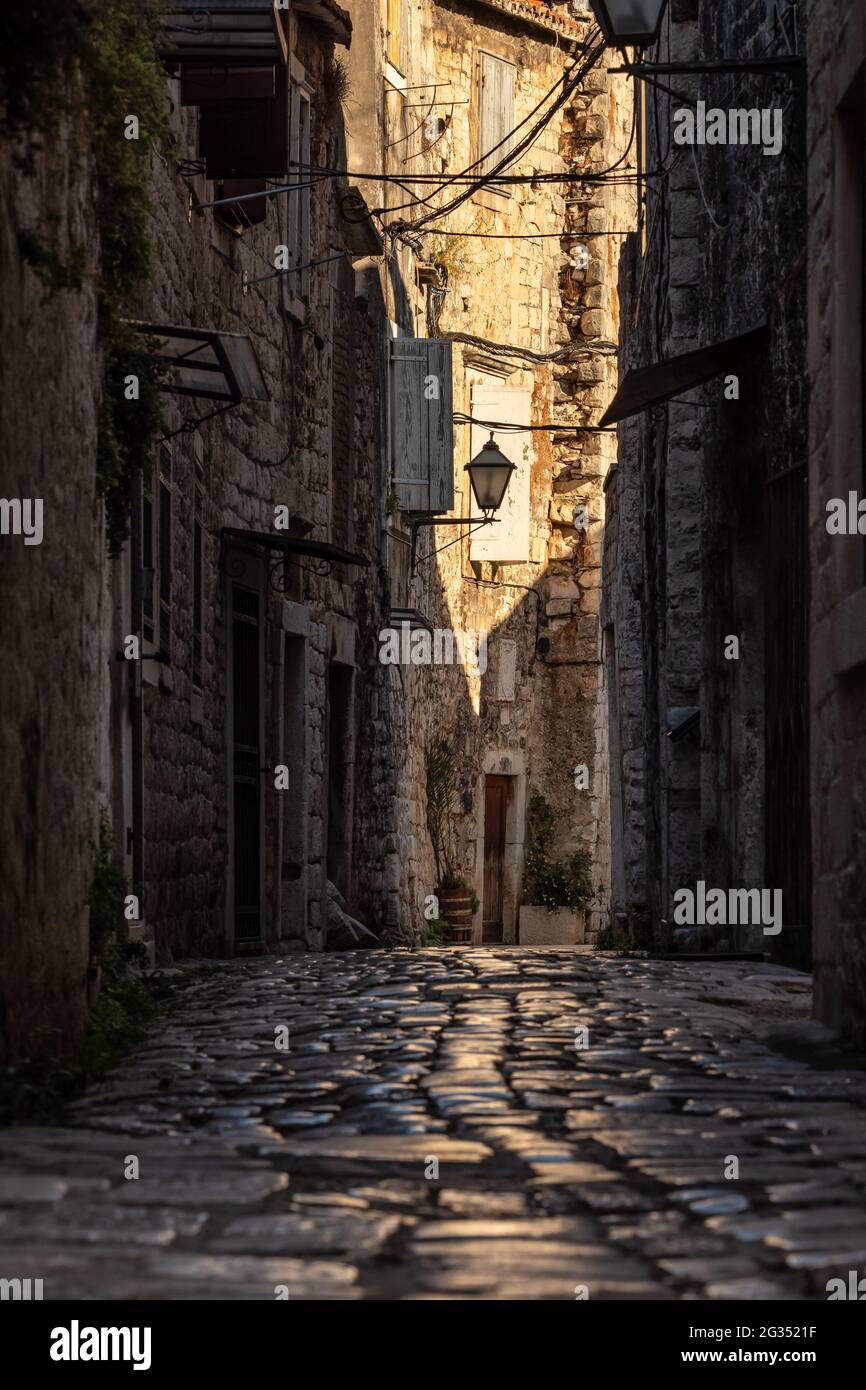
390;339;454;513
479;52;516;194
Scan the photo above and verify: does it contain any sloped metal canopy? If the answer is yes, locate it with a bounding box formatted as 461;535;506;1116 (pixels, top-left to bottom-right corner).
389;607;434;633
339;187;384;257
221;526;369;567
132;323;270;402
599;324;768;427
160;2;289;66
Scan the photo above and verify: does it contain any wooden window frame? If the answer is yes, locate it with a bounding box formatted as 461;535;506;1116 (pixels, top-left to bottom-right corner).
285;57;314;316
193;468;204;691
477;50;517;202
158;443;173;659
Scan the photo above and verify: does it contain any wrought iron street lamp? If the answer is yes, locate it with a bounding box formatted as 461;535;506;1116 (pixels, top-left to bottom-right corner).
408;433;515;576
588;0;668;48
589;0;803;89
465;433;516;518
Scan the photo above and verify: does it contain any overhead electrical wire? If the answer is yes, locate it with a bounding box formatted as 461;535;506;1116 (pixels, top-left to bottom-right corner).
375;27;605;222
413;227;631;239
385;36;610;232
454;412;616;434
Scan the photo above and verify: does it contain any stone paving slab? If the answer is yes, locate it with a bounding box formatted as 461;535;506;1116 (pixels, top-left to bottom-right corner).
1;949;865;1299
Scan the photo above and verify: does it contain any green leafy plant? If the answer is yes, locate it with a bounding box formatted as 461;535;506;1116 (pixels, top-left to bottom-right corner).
421;918;445;946
524;792;595;912
425;736;460;886
88;813;129;974
0;810;171;1124
451;875;479;914
385;489;400;518
98;343;166;556
17;228;87;297
2;0;171;550
593;920;616;950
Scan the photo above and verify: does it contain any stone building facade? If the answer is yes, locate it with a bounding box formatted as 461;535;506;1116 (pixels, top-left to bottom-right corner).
601;0;810;960
0;101;113;1062
119;0;413;962
807;0;866;1046
344;0;632;942
1;0;633;1059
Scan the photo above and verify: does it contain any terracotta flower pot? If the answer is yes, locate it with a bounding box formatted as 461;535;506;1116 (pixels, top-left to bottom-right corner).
438;886;474;944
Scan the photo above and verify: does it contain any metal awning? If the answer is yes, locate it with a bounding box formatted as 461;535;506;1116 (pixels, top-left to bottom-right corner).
599;324;768;427
339;187;385;258
131;323;270;403
389;607;434;633
221;526;369;567
292;0;352;47
160;3;290;66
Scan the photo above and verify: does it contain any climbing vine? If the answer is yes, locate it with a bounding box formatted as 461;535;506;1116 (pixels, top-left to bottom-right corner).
1;0;172;552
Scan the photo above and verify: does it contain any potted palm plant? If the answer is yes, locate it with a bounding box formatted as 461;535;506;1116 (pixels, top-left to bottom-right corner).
425;737;474;944
519;793;595;945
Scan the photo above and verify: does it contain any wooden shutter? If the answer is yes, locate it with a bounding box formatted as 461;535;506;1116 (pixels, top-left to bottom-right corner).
479;52;516;194
390;339;454;513
386;0;402;69
180;65;276;105
198;68;289;178
214;180;268;231
469;385;531;562
286;67;313;296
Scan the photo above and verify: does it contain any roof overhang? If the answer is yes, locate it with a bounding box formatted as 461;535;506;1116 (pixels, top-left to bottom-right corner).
292;0;352;47
221;526;369;568
463;0;586;45
131;323;269;403
339;186;385;257
389;607;434;634
160;3;290;66
599;324;768;427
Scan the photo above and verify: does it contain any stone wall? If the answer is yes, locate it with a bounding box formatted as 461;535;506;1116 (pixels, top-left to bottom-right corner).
345;0;632;941
602;0;809;955
129;10;401;958
807;0;866;1045
0;107;112;1060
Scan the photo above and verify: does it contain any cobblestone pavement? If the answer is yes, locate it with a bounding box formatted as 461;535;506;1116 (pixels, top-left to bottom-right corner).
2;948;866;1301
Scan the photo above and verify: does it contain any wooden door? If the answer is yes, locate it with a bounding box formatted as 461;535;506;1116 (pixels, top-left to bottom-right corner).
764;464;811;968
231;583;262;942
483;776;507;942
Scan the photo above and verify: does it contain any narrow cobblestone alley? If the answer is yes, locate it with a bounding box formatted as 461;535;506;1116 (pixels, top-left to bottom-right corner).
2;950;865;1301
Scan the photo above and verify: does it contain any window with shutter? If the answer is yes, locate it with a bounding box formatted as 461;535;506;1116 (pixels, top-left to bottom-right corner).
197;67;289;179
142;471;155;646
386;0;402;70
478;52;517;198
158;445;173;657
389;339;454;514
193;470;204;691
214;180;269;232
469;385;532;562
286;61;314;304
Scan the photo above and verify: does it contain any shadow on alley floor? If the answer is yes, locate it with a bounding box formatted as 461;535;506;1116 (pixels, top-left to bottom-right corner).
2;949;865;1300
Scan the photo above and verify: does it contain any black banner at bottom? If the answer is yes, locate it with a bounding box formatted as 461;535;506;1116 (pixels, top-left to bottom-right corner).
3;1297;863;1376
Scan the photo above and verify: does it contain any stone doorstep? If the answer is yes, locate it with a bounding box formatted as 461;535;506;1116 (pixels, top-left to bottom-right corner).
519;906;585;946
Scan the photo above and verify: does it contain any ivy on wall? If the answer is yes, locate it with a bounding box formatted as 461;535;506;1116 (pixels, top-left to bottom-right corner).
1;0;172;552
